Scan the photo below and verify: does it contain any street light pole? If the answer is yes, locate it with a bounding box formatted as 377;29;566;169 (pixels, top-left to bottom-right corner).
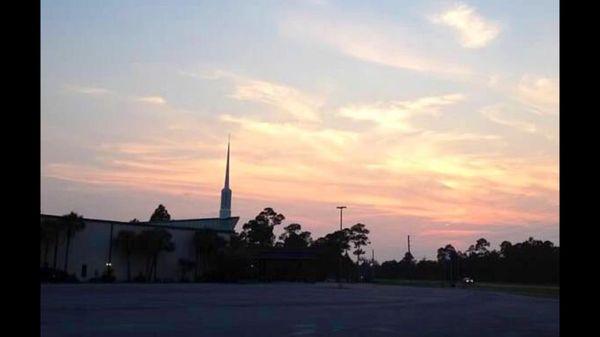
336;206;347;288
337;206;346;231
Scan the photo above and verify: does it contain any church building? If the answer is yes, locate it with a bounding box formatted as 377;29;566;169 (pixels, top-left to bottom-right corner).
40;140;239;282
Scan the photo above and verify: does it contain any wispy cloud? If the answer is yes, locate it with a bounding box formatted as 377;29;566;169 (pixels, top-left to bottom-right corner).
42;0;559;260
135;96;167;105
64;85;111;96
220;114;357;163
230;79;322;122
481;104;537;133
46;84;557;227
338;94;465;132
516;75;559;115
43;101;558;257
420;229;486;237
431;3;500;49
65;84;171;108
198;70;323;122
279;13;471;76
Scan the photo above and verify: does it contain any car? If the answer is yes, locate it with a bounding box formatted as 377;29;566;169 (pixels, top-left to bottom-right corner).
462;277;474;285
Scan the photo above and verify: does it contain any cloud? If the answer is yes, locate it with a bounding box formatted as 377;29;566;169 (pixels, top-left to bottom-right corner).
213;92;555;225
65;84;170;108
431;3;500;49
230;78;322;122
65;85;111;95
46;80;559;229
279;13;471;76
481;104;537;133
420;229;486;238
47;77;557;260
44;104;558;254
516;75;559;115
135;96;167;105
220;114;357;162
196;70;323;122
338;93;465;132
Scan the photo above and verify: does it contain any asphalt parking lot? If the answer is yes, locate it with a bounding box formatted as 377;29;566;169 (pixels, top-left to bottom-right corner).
41;282;559;337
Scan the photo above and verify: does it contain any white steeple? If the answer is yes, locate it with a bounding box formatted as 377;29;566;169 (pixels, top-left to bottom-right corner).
219;136;232;218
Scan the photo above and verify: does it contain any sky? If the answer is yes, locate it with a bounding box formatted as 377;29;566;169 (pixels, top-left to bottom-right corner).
41;0;559;261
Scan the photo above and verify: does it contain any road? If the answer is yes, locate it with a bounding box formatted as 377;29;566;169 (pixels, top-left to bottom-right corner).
41;283;559;337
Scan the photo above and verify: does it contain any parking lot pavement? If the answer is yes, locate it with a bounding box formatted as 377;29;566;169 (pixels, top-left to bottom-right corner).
41;283;559;337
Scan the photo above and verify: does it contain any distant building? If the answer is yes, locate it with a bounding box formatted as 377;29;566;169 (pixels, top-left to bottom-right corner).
256;248;320;282
40;139;239;282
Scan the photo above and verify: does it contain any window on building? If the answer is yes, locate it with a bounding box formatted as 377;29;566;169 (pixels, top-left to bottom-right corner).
81;264;87;278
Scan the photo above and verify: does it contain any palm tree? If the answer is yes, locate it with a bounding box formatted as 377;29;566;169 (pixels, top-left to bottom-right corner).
114;230;136;282
193;229;224;279
61;212;85;272
138;229;175;281
135;230;152;280
40;217;60;267
40;217;64;270
40;220;49;266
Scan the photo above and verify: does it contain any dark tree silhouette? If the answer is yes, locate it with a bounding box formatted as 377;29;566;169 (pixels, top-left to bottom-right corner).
61;212;85;272
114;229;136;282
467;238;490;257
40;217;62;267
40;206;558;285
500;240;512;257
178;258;195;282
150;204;171;222
314;229;351;256
349;223;370;265
241;207;285;248
50;220;63;270
375;237;558;285
437;244;456;262
279;223;312;249
401;251;415;264
313;229;352;281
137;229;175;281
193;229;225;279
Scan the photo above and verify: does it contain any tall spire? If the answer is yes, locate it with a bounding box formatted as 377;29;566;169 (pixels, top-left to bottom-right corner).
219;135;232;218
224;134;230;188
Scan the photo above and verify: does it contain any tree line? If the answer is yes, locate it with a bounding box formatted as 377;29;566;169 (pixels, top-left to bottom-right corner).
190;207;371;282
40;205;558;285
375;237;559;284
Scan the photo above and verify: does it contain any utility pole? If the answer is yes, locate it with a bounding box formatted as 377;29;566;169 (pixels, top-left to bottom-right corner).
336;206;347;288
371;249;375;282
407;235;412;280
337;206;346;231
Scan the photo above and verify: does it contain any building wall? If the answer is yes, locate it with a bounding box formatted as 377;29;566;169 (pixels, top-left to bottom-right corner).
41;216;239;281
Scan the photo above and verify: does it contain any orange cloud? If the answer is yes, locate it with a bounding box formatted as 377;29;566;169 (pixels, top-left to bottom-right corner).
43;73;558;260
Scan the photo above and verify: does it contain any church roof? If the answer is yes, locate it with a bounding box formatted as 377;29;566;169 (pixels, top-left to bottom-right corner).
41;214;239;233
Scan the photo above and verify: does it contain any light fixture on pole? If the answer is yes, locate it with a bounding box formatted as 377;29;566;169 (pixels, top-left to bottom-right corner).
336;206;346;231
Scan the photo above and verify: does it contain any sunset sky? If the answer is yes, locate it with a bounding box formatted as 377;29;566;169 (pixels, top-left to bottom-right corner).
41;0;559;261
